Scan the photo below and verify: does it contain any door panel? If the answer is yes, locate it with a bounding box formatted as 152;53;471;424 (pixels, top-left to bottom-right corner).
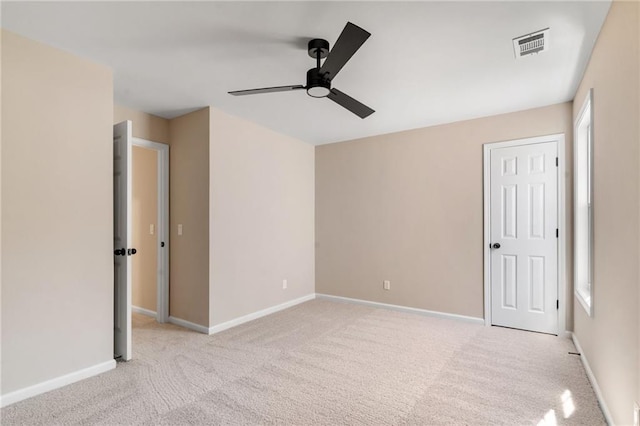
114;121;132;360
490;141;558;334
501;255;517;309
502;185;517;238
528;256;545;312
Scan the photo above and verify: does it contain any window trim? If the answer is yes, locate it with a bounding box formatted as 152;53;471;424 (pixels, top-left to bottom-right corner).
574;89;594;316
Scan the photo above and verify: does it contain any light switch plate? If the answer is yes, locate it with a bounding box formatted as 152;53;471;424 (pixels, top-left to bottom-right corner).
178;224;183;236
150;224;155;235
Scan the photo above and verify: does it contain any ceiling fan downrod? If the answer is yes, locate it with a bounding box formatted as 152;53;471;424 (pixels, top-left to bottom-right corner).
308;38;330;68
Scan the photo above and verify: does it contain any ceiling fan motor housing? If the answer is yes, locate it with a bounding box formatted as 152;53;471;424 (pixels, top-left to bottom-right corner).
306;68;331;98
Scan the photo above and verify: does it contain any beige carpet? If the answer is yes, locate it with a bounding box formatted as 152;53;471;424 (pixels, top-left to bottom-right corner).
2;299;605;425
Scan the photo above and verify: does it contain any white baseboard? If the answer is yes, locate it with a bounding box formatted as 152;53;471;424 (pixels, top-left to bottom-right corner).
208;293;316;335
316;293;485;325
0;359;116;408
572;333;614;425
168;316;210;334
132;305;157;318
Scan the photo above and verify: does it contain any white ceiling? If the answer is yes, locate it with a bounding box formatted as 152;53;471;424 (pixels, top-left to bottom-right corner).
2;1;610;145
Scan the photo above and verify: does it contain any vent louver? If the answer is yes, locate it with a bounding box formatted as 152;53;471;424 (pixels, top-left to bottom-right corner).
513;28;550;59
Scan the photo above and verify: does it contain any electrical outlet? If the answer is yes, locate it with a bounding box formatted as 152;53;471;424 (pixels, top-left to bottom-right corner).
282;279;287;290
633;402;639;426
383;280;391;290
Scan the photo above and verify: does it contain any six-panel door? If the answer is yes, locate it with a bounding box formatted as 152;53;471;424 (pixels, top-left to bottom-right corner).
490;141;558;334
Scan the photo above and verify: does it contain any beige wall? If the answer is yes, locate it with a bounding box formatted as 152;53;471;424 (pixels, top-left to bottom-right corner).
1;30;113;394
209;108;315;325
316;103;573;321
572;1;639;424
114;105;170;144
132;146;158;312
169;108;210;327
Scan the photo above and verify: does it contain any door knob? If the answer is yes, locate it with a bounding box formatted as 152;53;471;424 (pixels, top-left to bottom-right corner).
114;248;125;256
492;243;501;249
127;248;137;256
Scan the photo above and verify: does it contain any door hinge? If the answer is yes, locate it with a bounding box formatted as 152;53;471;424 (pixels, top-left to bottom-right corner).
557;300;559;310
556;228;559;238
556;157;558;167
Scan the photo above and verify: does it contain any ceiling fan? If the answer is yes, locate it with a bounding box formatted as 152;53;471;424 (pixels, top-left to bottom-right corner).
228;22;374;119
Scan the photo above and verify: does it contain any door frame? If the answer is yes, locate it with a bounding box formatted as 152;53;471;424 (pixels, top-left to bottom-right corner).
482;133;566;335
131;137;170;323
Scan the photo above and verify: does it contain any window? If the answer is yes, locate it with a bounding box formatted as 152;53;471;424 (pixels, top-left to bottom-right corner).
574;89;594;316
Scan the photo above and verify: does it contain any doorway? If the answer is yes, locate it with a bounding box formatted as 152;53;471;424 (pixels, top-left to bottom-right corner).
131;137;169;324
483;134;566;335
114;121;169;360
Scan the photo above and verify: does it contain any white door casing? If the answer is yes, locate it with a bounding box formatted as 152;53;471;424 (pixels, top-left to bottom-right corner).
114;121;132;360
131;137;170;324
487;139;559;335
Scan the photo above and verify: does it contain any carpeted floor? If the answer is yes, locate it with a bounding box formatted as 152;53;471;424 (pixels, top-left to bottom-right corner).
2;299;605;425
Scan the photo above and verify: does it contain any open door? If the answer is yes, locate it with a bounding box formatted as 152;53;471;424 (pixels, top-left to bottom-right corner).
114;121;132;360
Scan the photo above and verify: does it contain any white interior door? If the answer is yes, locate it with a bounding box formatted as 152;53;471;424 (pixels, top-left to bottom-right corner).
114;121;132;360
490;141;558;334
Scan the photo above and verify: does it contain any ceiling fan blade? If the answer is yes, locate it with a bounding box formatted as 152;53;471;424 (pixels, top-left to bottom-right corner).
229;85;304;96
327;88;374;119
320;22;371;81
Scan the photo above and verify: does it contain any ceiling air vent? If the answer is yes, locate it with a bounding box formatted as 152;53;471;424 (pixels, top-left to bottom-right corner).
513;28;549;59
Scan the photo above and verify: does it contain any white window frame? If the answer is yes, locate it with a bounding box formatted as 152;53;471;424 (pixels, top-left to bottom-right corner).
574;89;594;316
